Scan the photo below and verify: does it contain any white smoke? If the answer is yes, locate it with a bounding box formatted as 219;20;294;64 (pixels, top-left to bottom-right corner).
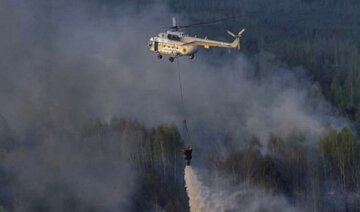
185;166;301;212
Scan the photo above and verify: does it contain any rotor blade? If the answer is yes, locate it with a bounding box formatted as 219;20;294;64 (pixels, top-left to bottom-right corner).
177;16;242;29
226;30;236;37
172;17;177;27
238;28;246;36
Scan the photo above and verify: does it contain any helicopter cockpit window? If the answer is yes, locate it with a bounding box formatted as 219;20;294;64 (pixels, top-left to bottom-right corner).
167;34;180;41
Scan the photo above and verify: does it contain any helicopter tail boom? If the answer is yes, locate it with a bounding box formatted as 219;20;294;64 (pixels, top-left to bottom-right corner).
178;28;246;50
230;37;240;49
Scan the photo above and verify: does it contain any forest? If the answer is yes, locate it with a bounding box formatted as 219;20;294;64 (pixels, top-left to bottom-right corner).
1;0;360;211
170;0;360;126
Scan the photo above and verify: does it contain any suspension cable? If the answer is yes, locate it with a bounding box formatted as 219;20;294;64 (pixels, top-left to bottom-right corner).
176;60;191;143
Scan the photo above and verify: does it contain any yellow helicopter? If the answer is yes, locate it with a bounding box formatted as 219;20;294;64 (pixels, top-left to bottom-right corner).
148;17;245;62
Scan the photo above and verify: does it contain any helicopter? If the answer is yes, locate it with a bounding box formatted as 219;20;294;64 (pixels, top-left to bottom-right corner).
148;17;246;62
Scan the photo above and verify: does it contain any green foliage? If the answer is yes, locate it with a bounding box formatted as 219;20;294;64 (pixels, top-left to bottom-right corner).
116;122;187;212
218;136;292;194
319;127;360;211
150;124;182;174
320;128;360;189
219;133;314;198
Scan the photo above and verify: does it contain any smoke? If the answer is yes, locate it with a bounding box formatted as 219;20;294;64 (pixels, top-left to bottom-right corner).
3;134;136;211
0;0;346;145
185;166;300;212
0;0;349;211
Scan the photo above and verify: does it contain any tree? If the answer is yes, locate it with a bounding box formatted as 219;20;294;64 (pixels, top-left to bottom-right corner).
320;128;360;212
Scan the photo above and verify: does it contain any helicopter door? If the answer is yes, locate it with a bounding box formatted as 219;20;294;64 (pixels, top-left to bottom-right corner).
154;42;159;51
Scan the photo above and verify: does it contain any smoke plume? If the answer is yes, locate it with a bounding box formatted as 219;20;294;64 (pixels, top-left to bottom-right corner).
185;166;301;212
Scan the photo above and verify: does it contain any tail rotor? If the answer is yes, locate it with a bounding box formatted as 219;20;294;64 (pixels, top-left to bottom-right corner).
227;28;246;50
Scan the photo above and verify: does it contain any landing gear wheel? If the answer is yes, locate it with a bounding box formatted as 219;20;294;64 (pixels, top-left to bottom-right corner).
157;54;162;59
189;54;194;60
169;57;174;63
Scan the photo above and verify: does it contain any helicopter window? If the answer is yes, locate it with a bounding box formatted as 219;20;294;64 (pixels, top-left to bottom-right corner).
167;34;180;41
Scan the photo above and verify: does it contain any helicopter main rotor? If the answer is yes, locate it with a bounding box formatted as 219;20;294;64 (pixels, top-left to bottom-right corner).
168;16;241;32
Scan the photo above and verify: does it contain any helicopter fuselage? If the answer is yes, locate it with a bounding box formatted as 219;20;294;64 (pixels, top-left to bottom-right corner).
148;28;244;62
148;32;199;58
